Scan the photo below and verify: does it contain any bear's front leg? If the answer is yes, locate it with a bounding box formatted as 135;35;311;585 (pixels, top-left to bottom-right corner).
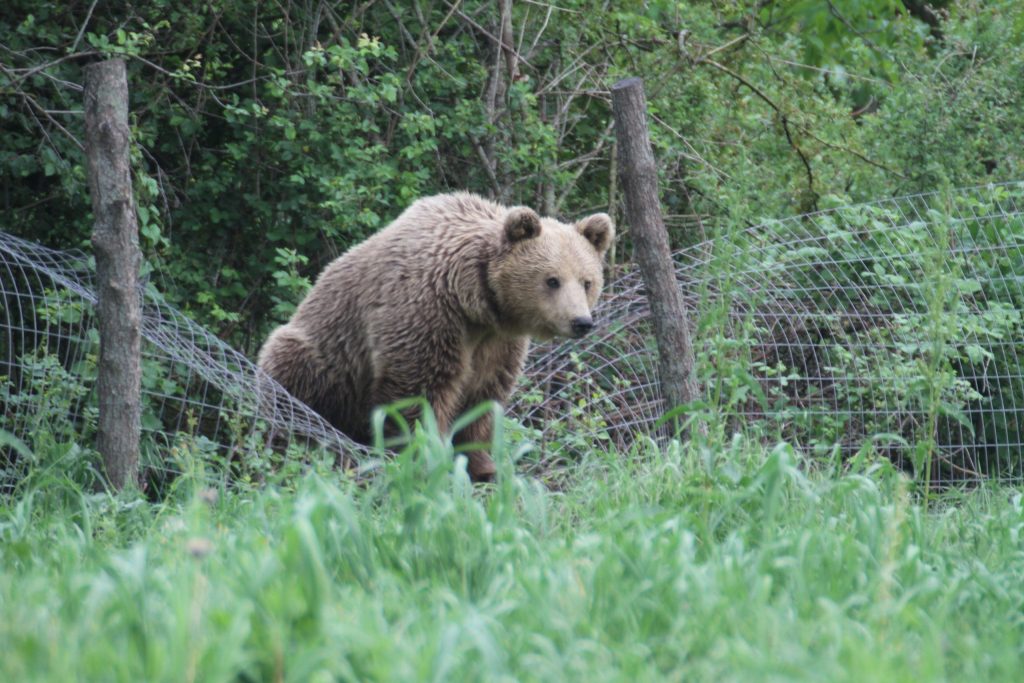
368;325;466;445
370;369;462;437
455;413;498;482
454;338;529;482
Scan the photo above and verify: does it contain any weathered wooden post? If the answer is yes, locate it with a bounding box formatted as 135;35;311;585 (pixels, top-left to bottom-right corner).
611;77;699;429
84;58;142;490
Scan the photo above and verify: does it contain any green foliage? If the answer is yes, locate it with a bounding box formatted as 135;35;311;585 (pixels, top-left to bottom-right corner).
3;426;1024;681
4;1;1024;347
0;349;100;487
270;247;312;321
3;5;1024;675
689;186;1024;482
762;0;931;83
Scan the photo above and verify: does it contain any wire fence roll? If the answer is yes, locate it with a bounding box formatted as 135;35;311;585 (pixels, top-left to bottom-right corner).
3;182;1024;487
0;230;371;491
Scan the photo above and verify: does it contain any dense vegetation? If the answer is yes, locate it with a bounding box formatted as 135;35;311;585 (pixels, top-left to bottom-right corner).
3;0;1023;347
3;2;1024;680
4;428;1024;681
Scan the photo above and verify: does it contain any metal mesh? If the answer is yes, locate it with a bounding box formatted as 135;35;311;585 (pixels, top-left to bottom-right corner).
513;181;1024;484
0;231;371;489
2;182;1023;486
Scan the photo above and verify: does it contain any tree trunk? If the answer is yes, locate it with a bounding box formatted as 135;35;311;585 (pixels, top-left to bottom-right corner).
611;77;699;430
498;0;518;84
84;58;142;490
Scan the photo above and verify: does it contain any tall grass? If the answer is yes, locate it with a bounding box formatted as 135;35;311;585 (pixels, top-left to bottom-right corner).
2;421;1023;682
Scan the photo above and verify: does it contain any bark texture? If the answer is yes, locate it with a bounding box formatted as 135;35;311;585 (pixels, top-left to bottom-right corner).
84;58;142;490
611;77;699;422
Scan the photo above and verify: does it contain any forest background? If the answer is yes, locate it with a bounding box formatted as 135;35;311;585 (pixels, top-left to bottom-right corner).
5;4;1024;681
4;0;1021;353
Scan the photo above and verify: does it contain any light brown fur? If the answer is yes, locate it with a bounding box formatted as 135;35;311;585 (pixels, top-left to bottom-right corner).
258;192;614;480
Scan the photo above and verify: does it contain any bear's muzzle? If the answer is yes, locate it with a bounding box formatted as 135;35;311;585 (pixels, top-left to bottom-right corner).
570;316;594;338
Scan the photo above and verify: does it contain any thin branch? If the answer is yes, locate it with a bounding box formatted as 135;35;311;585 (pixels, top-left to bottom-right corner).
699;32;749;61
648;113;731;181
71;0;100;53
398;0;461;87
535;42;602;97
0;63;85;151
520;0;579;11
470;135;503;197
130;54;265;91
825;0;911;75
554;120;614;212
442;0;534;70
0;48;95;90
764;55;890;85
702;58;814;196
525;4;553;61
800;124;906;178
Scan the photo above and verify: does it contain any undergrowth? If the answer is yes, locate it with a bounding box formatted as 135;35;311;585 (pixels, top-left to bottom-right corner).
2;421;1023;682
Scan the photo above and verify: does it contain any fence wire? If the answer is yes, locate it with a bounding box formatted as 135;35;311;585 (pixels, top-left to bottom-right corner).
2;182;1024;486
514;181;1024;484
0;231;372;490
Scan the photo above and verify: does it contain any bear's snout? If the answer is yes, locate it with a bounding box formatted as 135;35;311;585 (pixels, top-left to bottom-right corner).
570;316;594;338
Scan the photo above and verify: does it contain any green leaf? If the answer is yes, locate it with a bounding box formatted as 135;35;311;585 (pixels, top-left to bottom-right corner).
957;278;983;295
964;344;993;364
0;429;33;461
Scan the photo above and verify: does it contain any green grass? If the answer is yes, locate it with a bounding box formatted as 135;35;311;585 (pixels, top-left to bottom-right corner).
2;427;1024;682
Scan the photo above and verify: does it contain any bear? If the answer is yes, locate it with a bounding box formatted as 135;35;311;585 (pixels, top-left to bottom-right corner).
257;192;614;481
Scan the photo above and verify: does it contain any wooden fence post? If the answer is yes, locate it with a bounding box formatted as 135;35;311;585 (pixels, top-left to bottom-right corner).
611;77;699;429
84;58;142;490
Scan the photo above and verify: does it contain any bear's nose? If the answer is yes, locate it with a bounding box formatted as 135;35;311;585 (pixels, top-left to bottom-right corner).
570;317;594;338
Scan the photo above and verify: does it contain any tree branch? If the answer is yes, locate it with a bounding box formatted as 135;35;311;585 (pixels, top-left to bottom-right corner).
702;58;815;200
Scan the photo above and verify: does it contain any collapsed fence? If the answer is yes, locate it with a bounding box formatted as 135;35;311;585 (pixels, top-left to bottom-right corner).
0;230;371;491
2;182;1024;487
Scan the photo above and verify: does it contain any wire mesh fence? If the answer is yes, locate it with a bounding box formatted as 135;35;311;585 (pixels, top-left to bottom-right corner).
0;231;372;491
2;181;1023;487
514;181;1024;484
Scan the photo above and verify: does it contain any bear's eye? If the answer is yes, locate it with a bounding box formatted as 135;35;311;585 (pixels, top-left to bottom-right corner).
546;277;560;290
583;280;593;292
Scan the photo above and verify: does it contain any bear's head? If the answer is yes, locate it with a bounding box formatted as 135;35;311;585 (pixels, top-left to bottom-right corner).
490;206;615;340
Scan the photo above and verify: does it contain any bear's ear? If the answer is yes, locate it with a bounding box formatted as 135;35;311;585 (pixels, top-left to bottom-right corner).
577;213;615;256
504;207;543;244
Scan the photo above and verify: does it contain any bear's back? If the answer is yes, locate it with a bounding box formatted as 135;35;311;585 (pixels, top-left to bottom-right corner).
368;192;506;258
286;192;504;363
297;193;503;322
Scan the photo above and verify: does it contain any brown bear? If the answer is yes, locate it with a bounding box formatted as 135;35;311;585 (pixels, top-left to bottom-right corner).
257;192;614;481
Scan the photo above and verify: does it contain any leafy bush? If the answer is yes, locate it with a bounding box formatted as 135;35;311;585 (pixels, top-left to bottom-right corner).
4;1;1024;349
694;185;1024;483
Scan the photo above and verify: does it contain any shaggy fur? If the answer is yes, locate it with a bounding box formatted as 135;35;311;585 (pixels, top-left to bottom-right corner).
258;192;614;480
